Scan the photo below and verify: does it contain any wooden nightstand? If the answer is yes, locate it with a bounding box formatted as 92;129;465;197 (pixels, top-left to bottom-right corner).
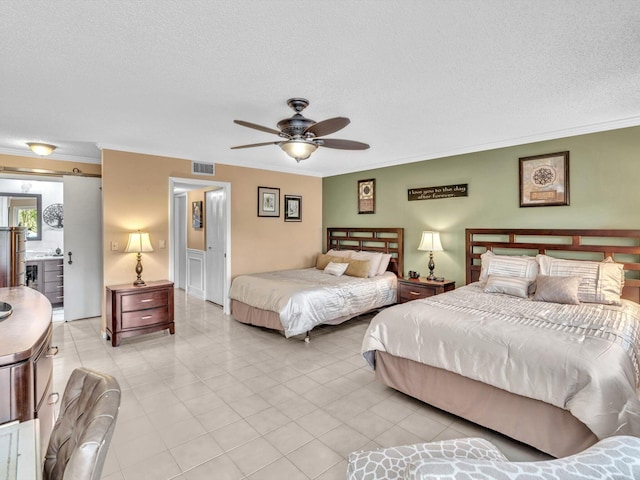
105;280;174;346
397;277;455;303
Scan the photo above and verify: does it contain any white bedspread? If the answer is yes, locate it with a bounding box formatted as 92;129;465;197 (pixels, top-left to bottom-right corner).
229;268;397;337
362;283;640;439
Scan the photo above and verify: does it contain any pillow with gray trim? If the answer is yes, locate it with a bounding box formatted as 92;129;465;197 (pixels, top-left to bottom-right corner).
483;275;532;298
324;261;349;276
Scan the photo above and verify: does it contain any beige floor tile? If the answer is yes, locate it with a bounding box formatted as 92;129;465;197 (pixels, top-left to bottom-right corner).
226;436;282;476
264;421;314;455
169;433;224;471
287;439;343;479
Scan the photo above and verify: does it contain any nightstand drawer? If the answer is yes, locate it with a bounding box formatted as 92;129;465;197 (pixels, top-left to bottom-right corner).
122;307;169;329
121;290;169;312
397;278;455;304
398;282;434;302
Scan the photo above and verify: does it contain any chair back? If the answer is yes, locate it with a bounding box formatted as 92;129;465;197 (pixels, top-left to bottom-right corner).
43;368;121;480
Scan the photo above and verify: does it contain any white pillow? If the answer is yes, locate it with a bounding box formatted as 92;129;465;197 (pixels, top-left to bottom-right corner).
351;251;384;278
377;253;392;275
326;249;355;259
479;251;538;286
536;255;624;305
324;261;348;276
484;275;532;298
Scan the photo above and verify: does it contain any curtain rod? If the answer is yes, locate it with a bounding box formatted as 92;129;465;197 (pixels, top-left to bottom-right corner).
0;166;101;178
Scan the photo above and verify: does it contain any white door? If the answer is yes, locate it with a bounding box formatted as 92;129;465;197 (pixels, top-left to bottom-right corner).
63;176;103;321
205;189;226;305
173;194;187;290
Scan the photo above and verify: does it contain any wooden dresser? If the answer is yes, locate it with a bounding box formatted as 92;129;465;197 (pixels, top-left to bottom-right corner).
105;280;175;347
0;287;57;457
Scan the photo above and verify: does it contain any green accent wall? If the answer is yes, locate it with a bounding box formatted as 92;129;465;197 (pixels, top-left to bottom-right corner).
323;126;640;287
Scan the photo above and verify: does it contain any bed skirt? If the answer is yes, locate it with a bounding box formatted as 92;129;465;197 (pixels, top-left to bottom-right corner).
375;351;598;458
231;299;285;332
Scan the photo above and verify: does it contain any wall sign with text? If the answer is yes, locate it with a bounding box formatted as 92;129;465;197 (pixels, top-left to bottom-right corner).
408;184;468;201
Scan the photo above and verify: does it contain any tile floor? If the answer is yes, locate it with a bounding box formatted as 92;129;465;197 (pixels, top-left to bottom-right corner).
51;290;549;480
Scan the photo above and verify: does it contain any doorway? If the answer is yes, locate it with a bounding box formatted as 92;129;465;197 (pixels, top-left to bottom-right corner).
169;177;231;314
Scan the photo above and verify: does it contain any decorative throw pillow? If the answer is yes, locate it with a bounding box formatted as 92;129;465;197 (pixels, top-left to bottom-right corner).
483;275;532;298
315;253;349;270
536;255;624;305
533;275;581;304
377;253;392;275
352;251;383;277
479;251;538;286
323;261;348;276
345;258;371;278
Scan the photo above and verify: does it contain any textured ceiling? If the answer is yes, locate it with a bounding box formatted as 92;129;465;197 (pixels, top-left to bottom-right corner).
1;1;639;177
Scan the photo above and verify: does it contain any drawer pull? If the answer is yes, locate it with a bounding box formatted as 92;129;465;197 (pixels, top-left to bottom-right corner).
48;392;60;406
409;291;421;296
46;346;59;357
57;285;63;289
56;274;63;278
141;315;153;320
140;299;153;303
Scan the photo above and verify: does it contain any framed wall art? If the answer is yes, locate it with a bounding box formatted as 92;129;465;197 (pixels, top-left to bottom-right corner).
258;186;280;217
284;195;302;222
519;151;569;207
192;201;203;228
358;178;375;214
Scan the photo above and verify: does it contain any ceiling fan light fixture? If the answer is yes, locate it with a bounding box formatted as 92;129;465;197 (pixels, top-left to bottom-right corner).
26;142;57;156
280;140;317;162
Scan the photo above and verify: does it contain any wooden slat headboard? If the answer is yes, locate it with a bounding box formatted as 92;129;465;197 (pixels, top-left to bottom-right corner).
466;228;640;303
327;227;404;278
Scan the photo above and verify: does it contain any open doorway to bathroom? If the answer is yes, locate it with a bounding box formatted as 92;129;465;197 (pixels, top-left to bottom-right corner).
0;176;65;320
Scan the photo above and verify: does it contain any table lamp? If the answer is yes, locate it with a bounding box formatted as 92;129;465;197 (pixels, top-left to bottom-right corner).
124;230;153;286
417;231;443;281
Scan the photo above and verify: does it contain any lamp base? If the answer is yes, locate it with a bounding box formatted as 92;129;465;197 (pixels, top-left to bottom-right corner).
133;253;146;286
426;252;436;281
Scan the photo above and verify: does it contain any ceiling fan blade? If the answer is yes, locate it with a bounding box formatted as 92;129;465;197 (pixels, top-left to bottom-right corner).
230;141;279;149
319;138;370;150
305;117;350;137
234;120;282;136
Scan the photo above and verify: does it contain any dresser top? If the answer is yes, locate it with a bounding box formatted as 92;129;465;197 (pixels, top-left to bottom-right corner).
0;287;52;366
106;280;174;293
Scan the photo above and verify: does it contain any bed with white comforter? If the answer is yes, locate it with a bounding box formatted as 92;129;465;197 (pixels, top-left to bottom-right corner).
362;283;640;441
230;267;397;337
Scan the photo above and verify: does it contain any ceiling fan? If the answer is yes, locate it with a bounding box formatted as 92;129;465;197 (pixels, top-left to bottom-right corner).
231;98;370;162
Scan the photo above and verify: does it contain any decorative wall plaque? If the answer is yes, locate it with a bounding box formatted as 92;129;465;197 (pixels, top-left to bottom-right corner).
408;184;468;201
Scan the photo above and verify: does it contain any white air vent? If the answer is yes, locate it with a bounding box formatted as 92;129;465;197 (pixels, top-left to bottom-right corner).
192;162;215;176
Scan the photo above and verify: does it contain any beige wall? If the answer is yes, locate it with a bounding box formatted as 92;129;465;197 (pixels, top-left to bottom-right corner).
102;149;323;291
186;188;206;251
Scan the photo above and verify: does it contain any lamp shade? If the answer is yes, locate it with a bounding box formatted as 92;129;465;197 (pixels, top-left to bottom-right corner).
26;142;57;156
124;231;153;253
417;231;443;252
280;140;317;161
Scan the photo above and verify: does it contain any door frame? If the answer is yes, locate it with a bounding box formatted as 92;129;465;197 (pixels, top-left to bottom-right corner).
168;177;232;314
173;193;187;290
